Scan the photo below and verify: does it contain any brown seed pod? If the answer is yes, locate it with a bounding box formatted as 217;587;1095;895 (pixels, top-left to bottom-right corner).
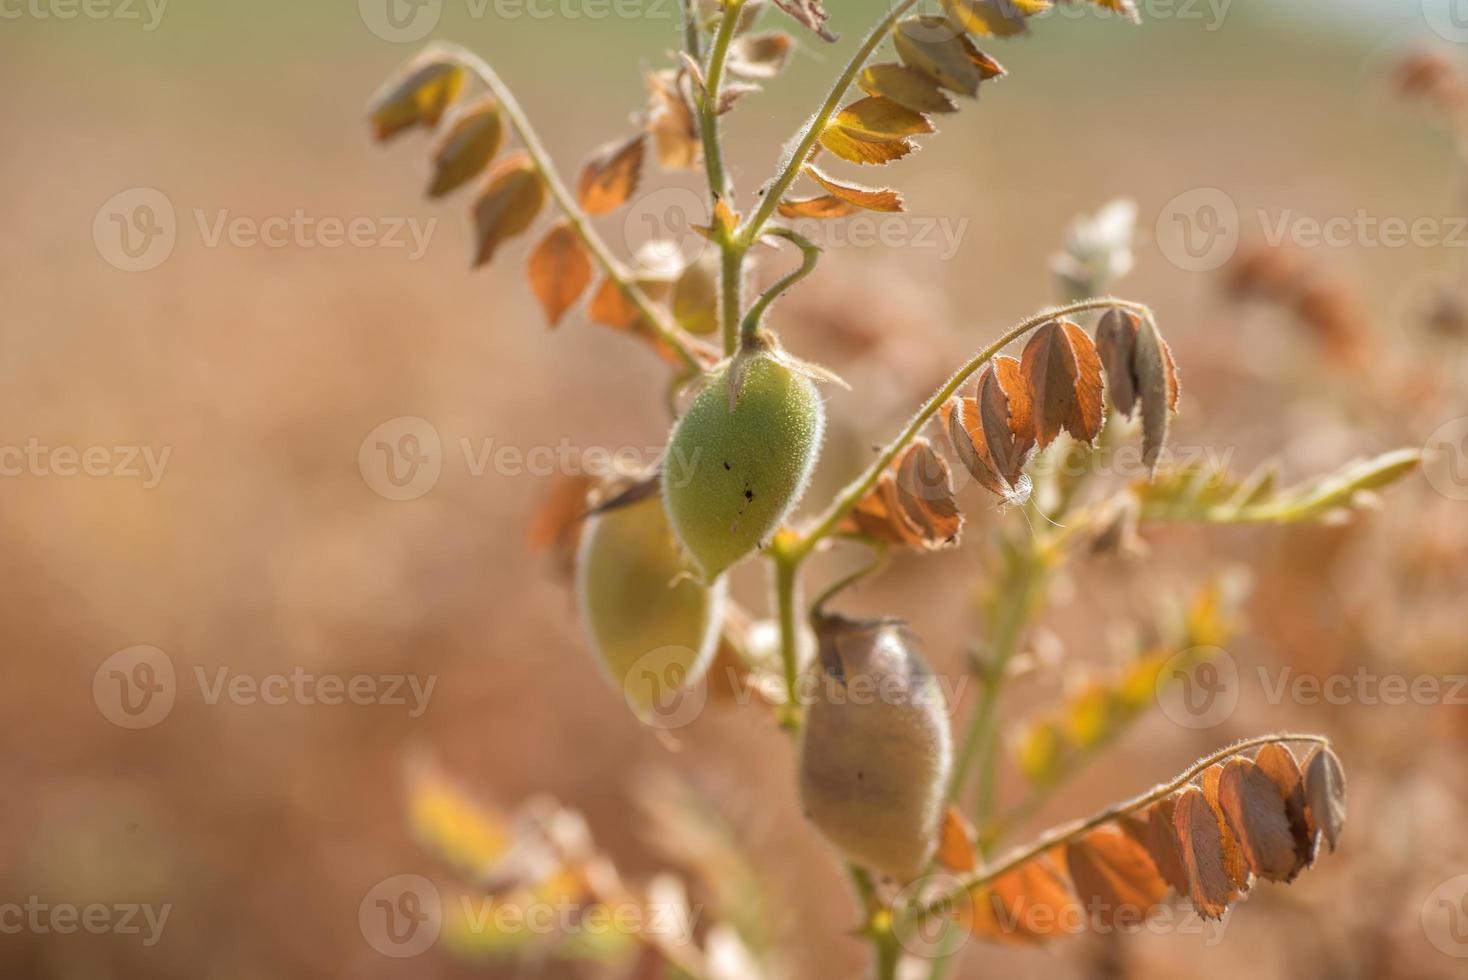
797;614;953;879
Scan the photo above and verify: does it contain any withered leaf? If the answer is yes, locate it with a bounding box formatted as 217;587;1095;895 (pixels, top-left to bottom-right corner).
1096;308;1140;414
957;34;1007;79
472;153;545;267
1019;319;1105;449
1078;0;1140;22
729;32;795;80
830;96;936;141
588;276;642;331
1096;308;1180;474
1065;827;1168;928
893;17;982;97
644;68;700;170
1217;757;1300;883
1201;763;1251;891
858;63;958;114
717;81;762;114
1253;742;1314;872
577;134;645;216
772;0;836;41
965;855;1081;943
526;222;592;327
843;473;915;545
805;164;905;212
942;356;1034;505
891;438;964;550
1302;746;1346;855
943;0;1044;38
936;805;978;873
817;128;917;166
1143;795;1191;895
1172;786;1234;919
777;195;861;219
368;56;466;142
428;97;503;198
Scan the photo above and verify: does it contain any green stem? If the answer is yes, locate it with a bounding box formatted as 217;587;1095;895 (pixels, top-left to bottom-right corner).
789;298;1153;561
774;549;802;732
736;0;924;247
904;733;1332;925
432;42;706;374
698;0;743;203
720;242;746;357
810;541;889;616
739;227;821;347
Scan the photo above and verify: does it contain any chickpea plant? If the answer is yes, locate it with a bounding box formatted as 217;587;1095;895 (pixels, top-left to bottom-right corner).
368;1;1419;977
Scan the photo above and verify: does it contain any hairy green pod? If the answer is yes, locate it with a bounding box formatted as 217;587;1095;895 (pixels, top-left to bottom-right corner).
663;350;825;580
576;492;726;720
798;615;952;880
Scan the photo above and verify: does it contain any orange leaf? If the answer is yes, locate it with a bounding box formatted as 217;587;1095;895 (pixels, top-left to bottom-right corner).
1217;757;1301;883
527;223;592;327
777;195;861;219
1019;319;1104;449
936;806;978;872
1065;827;1168;928
805;164;905;212
577;134;646;216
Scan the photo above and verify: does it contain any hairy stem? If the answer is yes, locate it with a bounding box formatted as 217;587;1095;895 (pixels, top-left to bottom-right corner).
740;227;821;346
736;0;924;246
721;242;746;357
773;548;803;732
698;0;744;203
432;42;706;374
788;298;1153;561
906;733;1332;924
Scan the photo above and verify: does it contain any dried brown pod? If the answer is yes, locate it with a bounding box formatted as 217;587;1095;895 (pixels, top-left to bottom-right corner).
1217;757;1300;882
1019;318;1105;449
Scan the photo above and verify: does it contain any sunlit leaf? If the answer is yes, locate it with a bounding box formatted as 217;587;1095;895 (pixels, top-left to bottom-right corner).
857;63;958;114
368;55;466;142
777;195;861;218
428;97;503;198
729;32;795;80
894;16;982;96
472;153;545;267
527;222;593;326
577;134;646;216
805;164;905;212
1019;319;1104;449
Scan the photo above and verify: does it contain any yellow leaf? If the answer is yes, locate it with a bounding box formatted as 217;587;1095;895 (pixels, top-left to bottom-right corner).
817;128;916;166
777;195;861;218
368;55;466;142
577;134;645;216
858;63;958;114
472;153;545;267
805;164;905;212
893;17;981;96
527;222;593;326
830;96;936;141
428;97;503;199
943;0;1042;38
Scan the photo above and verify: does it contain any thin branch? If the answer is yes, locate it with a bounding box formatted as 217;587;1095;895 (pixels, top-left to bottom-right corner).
739;227;822;346
906;733;1333;925
736;0;924;246
809;541;889;617
697;0;745;203
430;42;707;374
788;298;1155;562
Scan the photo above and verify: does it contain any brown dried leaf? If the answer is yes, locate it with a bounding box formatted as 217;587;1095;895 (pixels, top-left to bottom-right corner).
893;17;981;97
1019;319;1105;449
966;855;1081;943
472;153;545;267
1065;827;1168;928
1096;308;1141;415
891;439;963;550
1172;786;1234;919
777;195;861;219
527;223;592;327
1302;746;1346;855
1253;742;1314;871
817;128;917;166
644;69;700;170
1217;757;1300;883
942;356;1034;505
772;0;836;41
936;805;978;872
717;81;762;114
368;55;466;142
858;63;958;114
843;473;914;545
957;34;1007;79
1143;795;1191;895
729;32;795;80
805;164;905;212
588;277;641;331
428;97;503;198
1201;764;1251;891
577;134;645;216
1096;308;1180;474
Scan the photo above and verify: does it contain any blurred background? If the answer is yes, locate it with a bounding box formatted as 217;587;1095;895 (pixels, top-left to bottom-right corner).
2;0;1467;977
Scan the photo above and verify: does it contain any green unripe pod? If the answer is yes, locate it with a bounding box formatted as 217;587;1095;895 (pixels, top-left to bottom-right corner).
663;347;825;580
798;615;953;880
576;490;726;722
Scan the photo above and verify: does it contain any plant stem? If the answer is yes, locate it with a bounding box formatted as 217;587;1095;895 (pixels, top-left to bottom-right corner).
810;541;889;616
904;733;1332;925
721;242;746;357
698;0;744;204
789;298;1153;561
739;227;821;347
736;0;924;247
431;42;707;375
773;547;802;732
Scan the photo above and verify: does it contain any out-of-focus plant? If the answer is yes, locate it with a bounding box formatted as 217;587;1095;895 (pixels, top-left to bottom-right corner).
365;4;1420;977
